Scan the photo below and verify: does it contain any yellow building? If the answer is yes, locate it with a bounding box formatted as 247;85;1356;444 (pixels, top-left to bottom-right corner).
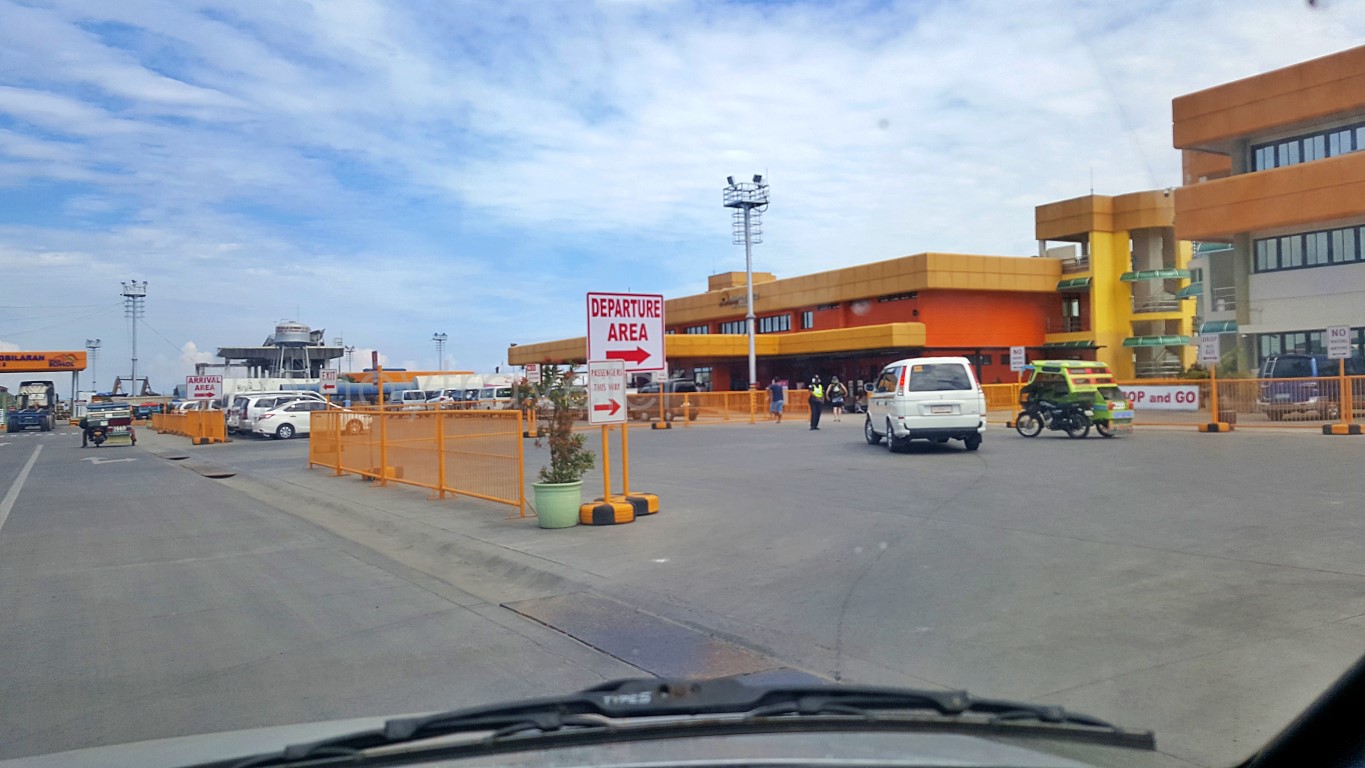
1035;191;1196;379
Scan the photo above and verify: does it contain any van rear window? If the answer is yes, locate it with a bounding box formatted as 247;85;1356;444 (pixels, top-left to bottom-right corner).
906;363;973;392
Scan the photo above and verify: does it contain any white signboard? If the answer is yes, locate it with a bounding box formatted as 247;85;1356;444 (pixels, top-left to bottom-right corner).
320;369;338;394
1198;334;1220;366
586;359;627;425
1009;346;1027;372
587;292;665;373
1121;385;1200;411
1326;325;1352;360
185;375;223;400
524;363;541;384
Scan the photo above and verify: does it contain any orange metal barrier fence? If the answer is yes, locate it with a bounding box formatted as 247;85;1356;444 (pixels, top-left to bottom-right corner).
150;410;228;443
310;408;526;514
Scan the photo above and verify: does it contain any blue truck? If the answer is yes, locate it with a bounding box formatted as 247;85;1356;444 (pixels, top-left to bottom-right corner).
5;380;57;433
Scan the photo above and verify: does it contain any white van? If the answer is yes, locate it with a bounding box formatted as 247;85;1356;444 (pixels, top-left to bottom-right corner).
229;391;325;435
864;356;986;452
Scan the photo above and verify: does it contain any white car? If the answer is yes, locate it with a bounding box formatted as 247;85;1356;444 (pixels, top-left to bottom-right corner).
229;391;326;434
864;356;986;452
252;400;330;439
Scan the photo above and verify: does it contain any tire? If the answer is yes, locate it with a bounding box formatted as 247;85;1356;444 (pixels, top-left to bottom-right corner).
276;423;296;440
964;434;981;451
1065;417;1091;439
1095;421;1114;438
1015;411;1043;437
885;419;901;453
687;408;698;421
345;419;364;434
864;417;881;445
1265;410;1283;421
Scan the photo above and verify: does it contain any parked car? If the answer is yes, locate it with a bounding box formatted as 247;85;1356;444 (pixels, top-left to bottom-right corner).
864;356;986;452
627;380;701;421
253;399;330;439
1257;354;1365;420
229;391;325;435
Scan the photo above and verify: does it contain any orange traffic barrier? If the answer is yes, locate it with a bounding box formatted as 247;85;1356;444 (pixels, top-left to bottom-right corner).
310;408;526;515
150;410;227;444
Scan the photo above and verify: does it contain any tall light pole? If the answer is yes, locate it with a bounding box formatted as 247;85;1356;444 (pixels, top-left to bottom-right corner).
345;345;356;372
723;174;770;389
121;280;147;389
85;338;101;391
432;332;448;371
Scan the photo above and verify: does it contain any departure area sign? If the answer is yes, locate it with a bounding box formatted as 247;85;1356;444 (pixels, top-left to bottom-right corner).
586;292;665;373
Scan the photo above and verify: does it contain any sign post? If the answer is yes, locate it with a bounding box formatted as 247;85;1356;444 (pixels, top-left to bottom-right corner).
1327;325;1351;426
185;375;223;402
1009;346;1026;384
320;369;338;404
588;360;626;511
587;292;665;375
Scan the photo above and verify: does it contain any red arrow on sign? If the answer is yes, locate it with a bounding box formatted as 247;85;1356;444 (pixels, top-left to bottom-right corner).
606;347;650;364
593;399;622;416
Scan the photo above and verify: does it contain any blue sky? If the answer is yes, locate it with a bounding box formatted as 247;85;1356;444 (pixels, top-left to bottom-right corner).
1;0;1361;391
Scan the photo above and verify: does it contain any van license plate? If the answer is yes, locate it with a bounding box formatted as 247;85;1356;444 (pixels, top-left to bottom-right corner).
930;405;953;414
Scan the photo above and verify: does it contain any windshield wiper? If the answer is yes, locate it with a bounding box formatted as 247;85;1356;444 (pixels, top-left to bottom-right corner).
204;677;1153;768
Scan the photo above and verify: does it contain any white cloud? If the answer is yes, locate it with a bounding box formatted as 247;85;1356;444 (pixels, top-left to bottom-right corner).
0;0;1361;382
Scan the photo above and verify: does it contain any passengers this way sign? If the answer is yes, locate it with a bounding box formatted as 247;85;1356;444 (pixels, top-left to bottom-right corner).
587;292;665;373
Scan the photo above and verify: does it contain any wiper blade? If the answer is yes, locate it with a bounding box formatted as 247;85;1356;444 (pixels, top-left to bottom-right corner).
206;677;1152;768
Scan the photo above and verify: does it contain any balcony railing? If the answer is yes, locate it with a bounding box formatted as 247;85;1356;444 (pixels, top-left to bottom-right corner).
1132;295;1182;314
1061;258;1091;274
1047;317;1088;333
1211;286;1237;312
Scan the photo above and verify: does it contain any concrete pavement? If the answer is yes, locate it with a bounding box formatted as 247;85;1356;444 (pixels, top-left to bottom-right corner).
0;428;639;760
184;419;1365;767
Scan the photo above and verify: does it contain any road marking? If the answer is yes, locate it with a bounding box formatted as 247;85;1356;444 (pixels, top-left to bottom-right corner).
0;445;42;535
82;457;137;465
0;442;10;447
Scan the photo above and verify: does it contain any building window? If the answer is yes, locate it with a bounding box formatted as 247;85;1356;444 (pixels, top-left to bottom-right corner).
999;353;1012;365
1251;118;1365;171
1255;224;1365;274
800;311;814;329
1258;327;1365;366
692;366;712;390
719;320;746;334
816;303;840;311
684;325;709;334
877;291;917;303
757;314;791;334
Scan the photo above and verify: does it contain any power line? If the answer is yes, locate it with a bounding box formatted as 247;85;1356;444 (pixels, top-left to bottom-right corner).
1;303;122;339
139;319;209;369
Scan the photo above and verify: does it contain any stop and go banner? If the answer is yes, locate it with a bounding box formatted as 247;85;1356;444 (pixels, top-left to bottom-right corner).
1121;385;1200;411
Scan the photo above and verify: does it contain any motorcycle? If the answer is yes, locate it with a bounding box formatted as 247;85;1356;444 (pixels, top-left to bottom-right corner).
1015;400;1092;439
87;426;108;447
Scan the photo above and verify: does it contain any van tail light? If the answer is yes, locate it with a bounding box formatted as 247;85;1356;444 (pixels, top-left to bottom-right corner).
897;367;908;394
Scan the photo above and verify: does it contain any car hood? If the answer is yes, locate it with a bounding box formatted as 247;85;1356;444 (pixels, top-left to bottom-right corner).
0;714;410;768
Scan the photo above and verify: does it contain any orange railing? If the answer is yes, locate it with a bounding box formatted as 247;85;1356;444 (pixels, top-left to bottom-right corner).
150;410;228;444
310;408;526;515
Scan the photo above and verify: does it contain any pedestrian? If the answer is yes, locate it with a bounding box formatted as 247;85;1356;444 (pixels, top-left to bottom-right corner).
827;376;848;422
808;376;824;430
768;377;785;423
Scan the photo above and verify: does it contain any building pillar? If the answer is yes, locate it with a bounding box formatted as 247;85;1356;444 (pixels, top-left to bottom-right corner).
1232;232;1255;373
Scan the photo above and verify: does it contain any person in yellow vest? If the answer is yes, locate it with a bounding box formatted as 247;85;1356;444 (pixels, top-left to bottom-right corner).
808;376;825;430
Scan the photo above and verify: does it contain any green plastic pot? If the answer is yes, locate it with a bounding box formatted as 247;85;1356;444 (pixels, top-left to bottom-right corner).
533;480;582;528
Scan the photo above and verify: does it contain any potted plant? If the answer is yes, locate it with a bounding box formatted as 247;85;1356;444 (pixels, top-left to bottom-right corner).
531;364;594;528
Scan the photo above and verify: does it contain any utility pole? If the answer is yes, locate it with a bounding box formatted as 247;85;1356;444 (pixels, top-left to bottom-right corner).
121;280;147;388
432;332;448;371
722;175;770;389
85;338;101;391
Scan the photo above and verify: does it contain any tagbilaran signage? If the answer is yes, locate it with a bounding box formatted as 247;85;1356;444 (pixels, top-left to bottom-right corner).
0;351;88;372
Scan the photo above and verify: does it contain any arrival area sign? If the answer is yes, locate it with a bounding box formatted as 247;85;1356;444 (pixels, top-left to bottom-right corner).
587;292;665;373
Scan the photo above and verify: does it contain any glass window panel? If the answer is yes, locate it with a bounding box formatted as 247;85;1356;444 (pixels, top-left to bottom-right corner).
1306;134;1326;161
1255;239;1271;271
1283;141;1300;165
1283;235;1303;268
